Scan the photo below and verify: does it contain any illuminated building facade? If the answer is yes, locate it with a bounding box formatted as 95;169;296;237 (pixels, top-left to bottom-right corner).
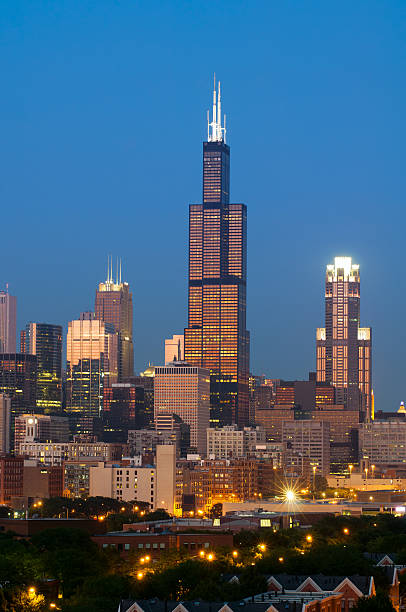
66;315;118;435
184;80;249;427
154;362;210;455
95;258;134;380
23;323;62;413
316;257;372;417
0;290;16;353
0;353;37;447
102;383;137;442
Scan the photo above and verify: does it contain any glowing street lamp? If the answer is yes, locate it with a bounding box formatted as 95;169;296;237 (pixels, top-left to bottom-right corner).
258;543;266;552
284;489;296;503
137;572;144;580
348;464;353;478
232;550;238;558
306;534;313;543
343;527;349;535
278;557;284;563
199;550;205;558
207;553;214;561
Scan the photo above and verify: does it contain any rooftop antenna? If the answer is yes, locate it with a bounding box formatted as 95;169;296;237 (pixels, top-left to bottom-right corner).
110;254;113;284
106;255;109;283
116;256;119;284
207;74;226;143
217;81;221;140
119;258;122;284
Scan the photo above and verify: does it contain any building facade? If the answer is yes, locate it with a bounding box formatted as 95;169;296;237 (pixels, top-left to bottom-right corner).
66;316;118;435
282;420;331;476
165;334;184;364
154;363;210;455
19;441;123;466
0;395;11;454
0;353;37;447
360;421;406;465
14;413;69;453
89;461;156;506
207;424;266;459
103;383;137;442
316;257;372;417
95;259;134;380
184;80;250;427
0;290;16;353
23;323;62;413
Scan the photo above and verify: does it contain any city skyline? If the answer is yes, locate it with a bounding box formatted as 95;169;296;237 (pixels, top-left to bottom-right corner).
1;1;405;410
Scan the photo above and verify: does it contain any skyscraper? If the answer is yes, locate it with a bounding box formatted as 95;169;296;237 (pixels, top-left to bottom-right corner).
23;323;63;413
184;79;250;427
316;257;372;417
66;315;118;435
95;258;134;380
0;289;16;353
165;334;184;364
0;353;37;447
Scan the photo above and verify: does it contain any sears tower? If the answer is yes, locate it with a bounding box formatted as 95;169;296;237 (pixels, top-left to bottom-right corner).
184;79;250;427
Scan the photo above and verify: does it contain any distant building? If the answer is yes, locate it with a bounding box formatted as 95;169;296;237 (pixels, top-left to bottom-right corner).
66;316;118;435
184;81;250;428
156;444;176;514
0;455;24;504
165;335;184;364
63;459;101;498
282;420;330;476
360;421;406;465
14;413;69;454
23;323;63;413
103;383;137;442
0;394;11;453
89;461;156;506
207;425;265;459
19;441;123;466
23;461;63;499
154;363;210;455
0;353;37;446
316;257;372;417
95;258;134;379
0;290;16;353
123;366;155;429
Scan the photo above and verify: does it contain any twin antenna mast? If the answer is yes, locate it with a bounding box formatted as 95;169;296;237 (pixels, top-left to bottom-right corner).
207;75;226;143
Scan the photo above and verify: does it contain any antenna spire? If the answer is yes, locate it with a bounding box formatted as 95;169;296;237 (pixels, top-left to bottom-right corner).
207;74;226;143
119;258;122;284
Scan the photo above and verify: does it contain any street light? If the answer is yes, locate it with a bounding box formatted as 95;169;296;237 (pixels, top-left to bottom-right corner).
207;553;214;561
348;464;353;478
137;572;144;580
306;534;313;543
258;543;266;552
371;465;375;478
199;550;205;558
343;527;349;535
232;550;238;558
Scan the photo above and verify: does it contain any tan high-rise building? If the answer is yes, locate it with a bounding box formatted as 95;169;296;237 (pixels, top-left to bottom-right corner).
316;257;372;418
154;363;210;455
0;290;16;353
95;258;134;379
66;315;118;435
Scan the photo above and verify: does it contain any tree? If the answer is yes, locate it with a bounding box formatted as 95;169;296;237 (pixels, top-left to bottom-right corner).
353;594;395;611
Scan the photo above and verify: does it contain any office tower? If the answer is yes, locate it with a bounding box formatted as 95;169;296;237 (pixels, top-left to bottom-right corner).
102;383;137;442
156;444;176;514
282;420;331;476
207;424;265;459
0;394;11;453
95;258;134;379
165;334;184;364
0;354;37;447
23;323;63;413
184;80;250;427
154;362;210;455
14;413;69;453
316;257;372;417
66;316;118;435
123;365;155;428
0;289;16;353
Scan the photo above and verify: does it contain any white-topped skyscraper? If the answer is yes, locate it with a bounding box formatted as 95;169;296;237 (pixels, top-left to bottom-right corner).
95;257;134;379
316;257;372;418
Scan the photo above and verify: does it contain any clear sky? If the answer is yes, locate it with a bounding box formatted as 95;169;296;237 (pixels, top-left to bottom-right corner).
1;1;405;410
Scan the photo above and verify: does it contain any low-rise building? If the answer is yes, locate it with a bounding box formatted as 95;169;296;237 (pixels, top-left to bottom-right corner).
89;462;156;506
207;425;265;459
360;421;406;465
19;441;123;466
0;454;24;503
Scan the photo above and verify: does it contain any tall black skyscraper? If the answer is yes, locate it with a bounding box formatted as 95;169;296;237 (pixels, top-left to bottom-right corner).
184;79;250;427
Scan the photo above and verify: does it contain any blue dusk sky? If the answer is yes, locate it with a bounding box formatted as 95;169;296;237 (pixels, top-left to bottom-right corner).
1;1;405;409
